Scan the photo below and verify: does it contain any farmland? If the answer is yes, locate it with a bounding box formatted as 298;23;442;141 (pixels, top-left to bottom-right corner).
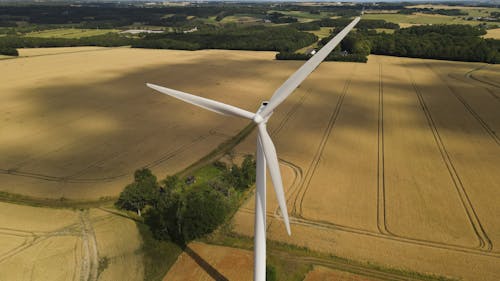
1;46;499;281
230;55;499;281
0;202;143;281
25;29;119;39
362;13;487;26
0;47;284;199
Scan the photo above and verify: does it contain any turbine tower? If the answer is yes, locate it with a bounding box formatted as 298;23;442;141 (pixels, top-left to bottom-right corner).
147;17;360;281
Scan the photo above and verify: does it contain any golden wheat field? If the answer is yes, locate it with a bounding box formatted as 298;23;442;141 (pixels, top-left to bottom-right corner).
0;203;143;281
1;47;499;281
231;55;500;281
0;47;296;199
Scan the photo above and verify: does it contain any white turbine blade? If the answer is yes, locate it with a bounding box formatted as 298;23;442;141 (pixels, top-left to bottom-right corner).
146;83;255;120
257;124;291;235
259;17;361;118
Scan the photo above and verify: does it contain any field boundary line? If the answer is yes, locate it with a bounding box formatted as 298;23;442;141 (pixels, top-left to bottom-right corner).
406;67;492;251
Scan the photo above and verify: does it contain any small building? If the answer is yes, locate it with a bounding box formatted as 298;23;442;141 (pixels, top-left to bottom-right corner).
120;29;164;35
305;48;317;56
183;27;198;34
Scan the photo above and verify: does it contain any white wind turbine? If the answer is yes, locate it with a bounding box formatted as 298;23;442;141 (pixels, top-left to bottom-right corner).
147;17;360;281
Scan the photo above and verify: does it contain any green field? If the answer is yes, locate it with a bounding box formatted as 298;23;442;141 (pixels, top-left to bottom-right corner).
271;10;334;22
220;14;262;24
374;28;396;34
25;28;119;38
308;27;333;38
407;4;500;18
363;13;491;27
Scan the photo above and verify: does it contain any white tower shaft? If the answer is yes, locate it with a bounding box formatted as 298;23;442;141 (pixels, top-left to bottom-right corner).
254;138;267;281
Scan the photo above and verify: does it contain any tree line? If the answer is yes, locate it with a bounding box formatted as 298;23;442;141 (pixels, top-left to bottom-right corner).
115;156;256;245
366;24;500;63
133;25;317;52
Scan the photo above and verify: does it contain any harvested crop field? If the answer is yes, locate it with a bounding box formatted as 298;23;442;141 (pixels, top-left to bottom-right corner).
0;203;143;281
163;242;253;281
231;55;500;281
2;47;499;280
0;48;297;199
304;266;382;281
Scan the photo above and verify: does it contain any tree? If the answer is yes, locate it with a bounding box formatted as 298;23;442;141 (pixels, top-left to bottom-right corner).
179;186;229;242
115;168;159;215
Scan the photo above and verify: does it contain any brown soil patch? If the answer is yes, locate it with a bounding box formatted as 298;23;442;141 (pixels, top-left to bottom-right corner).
164;242;253;281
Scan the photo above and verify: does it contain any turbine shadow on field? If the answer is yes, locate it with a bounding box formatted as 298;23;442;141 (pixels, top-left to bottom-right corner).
184;245;229;281
1;54;497;199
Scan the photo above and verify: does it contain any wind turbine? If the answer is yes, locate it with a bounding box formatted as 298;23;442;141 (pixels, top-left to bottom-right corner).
147;16;360;281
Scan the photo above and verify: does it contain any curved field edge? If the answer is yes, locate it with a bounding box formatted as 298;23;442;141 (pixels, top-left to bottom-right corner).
201;231;457;281
0;122;255;208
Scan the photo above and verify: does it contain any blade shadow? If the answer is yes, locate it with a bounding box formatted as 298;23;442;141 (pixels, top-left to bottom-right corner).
184;245;229;281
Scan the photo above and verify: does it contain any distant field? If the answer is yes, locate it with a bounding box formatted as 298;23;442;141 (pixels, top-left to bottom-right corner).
25;28;119;38
407;4;500;18
271;10;333;22
307;27;332;38
485;28;500;39
374;28;395;34
220;14;262;24
0;203;143;281
18;46;107;57
363;13;488;26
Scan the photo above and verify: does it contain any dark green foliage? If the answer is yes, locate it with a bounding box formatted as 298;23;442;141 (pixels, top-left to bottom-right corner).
366;24;499;63
222;155;256;190
118;156;256;245
266;12;298;24
115;168;159;214
305;18;399;30
0;47;18;56
266;264;277;281
400;8;468;16
276;52;311;61
0;33;132;50
163;175;179;190
132;38;200;51
144;191;183;242
179;185;229;242
135;26;317;52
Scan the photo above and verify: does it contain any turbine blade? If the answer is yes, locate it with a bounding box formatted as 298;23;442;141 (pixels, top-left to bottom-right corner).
259;17;361;117
257;124;291;235
147;83;255;120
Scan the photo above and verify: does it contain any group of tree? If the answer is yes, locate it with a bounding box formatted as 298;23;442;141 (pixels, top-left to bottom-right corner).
0;33;132;56
277;29;370;63
116;155;257;245
266;12;298;24
399;8;468;16
133;25;317;52
291;18;399;31
366;24;500;63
